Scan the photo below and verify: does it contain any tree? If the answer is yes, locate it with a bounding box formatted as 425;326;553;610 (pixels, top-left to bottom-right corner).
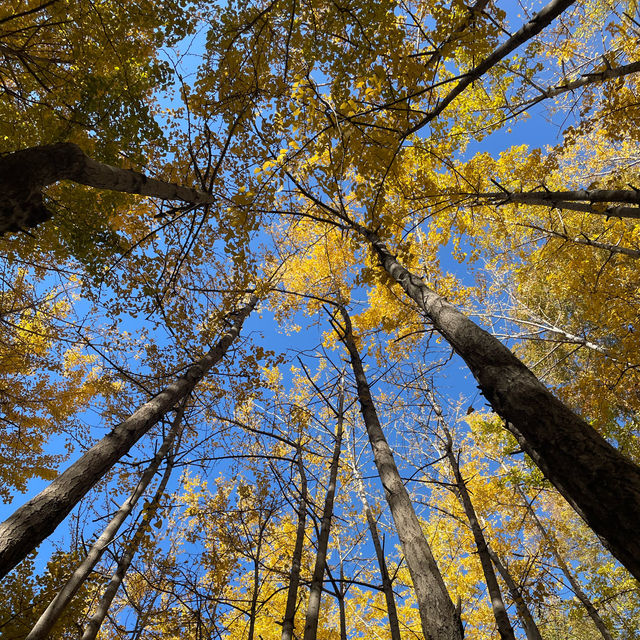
2;0;640;635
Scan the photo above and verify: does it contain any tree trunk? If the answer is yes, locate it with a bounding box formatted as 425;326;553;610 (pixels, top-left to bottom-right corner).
303;376;344;640
247;518;269;640
0;143;214;235
26;400;187;640
338;564;347;640
357;224;640;580
407;0;576;134
486;547;544;640
80;421;180;640
346;422;401;640
428;393;515;640
281;442;308;640
443;426;515;640
334;307;462;640
0;293;257;580
517;486;614;640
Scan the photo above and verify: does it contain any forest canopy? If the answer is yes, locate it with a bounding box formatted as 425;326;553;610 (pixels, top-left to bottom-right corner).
0;0;639;638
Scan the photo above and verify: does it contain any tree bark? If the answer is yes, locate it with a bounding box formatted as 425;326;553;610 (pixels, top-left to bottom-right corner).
303;376;344;640
26;400;186;640
0;143;214;235
0;292;257;580
334;307;462;640
247;516;270;640
427;393;515;640
346;421;401;640
523;59;640;107
281;442;308;640
407;0;576;134
517;487;614;640
80;420;180;640
486;547;544;640
356;224;640;580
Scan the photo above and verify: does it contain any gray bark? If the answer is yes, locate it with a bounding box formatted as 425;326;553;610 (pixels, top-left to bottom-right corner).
356;224;640;580
519;59;640;111
281;442;308;640
80;419;181;640
247;516;269;640
346;422;401;640
407;0;576;134
334;307;462;640
0;293;257;579
487;547;544;640
303;376;344;640
26;400;186;640
477;188;640;219
480;187;640;206
0;143;214;235
428;393;515;640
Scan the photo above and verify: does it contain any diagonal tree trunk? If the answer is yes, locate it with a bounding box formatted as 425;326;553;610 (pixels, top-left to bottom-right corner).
281;441;309;640
26;399;187;640
345;421;401;640
427;392;515;640
354;223;640;580
0;292;257;579
0;143;214;235
486;547;544;640
407;0;576;134
79;417;181;640
333;306;462;640
303;375;344;640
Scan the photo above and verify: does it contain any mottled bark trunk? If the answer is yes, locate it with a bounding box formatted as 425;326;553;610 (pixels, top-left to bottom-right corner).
518;488;614;640
27;401;186;640
489;197;640;219
487;547;543;640
0;143;214;235
429;394;515;640
346;422;401;640
0;293;257;579
334;307;462;640
303;378;344;640
480;187;640;206
80;427;179;640
281;443;308;640
357;225;640;580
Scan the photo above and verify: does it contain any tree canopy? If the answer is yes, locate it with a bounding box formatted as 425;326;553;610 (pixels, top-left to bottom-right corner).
1;0;639;638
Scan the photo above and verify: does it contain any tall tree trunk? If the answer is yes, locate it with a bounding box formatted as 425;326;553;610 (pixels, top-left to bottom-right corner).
486;547;544;640
474;186;640;219
346;422;401;640
0;292;257;579
516;486;614;640
338;563;347;640
303;376;344;640
355;224;640;580
26;399;187;640
247;517;269;640
333;307;462;640
0;143;214;235
282;442;308;640
80;421;180;640
427;393;515;640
